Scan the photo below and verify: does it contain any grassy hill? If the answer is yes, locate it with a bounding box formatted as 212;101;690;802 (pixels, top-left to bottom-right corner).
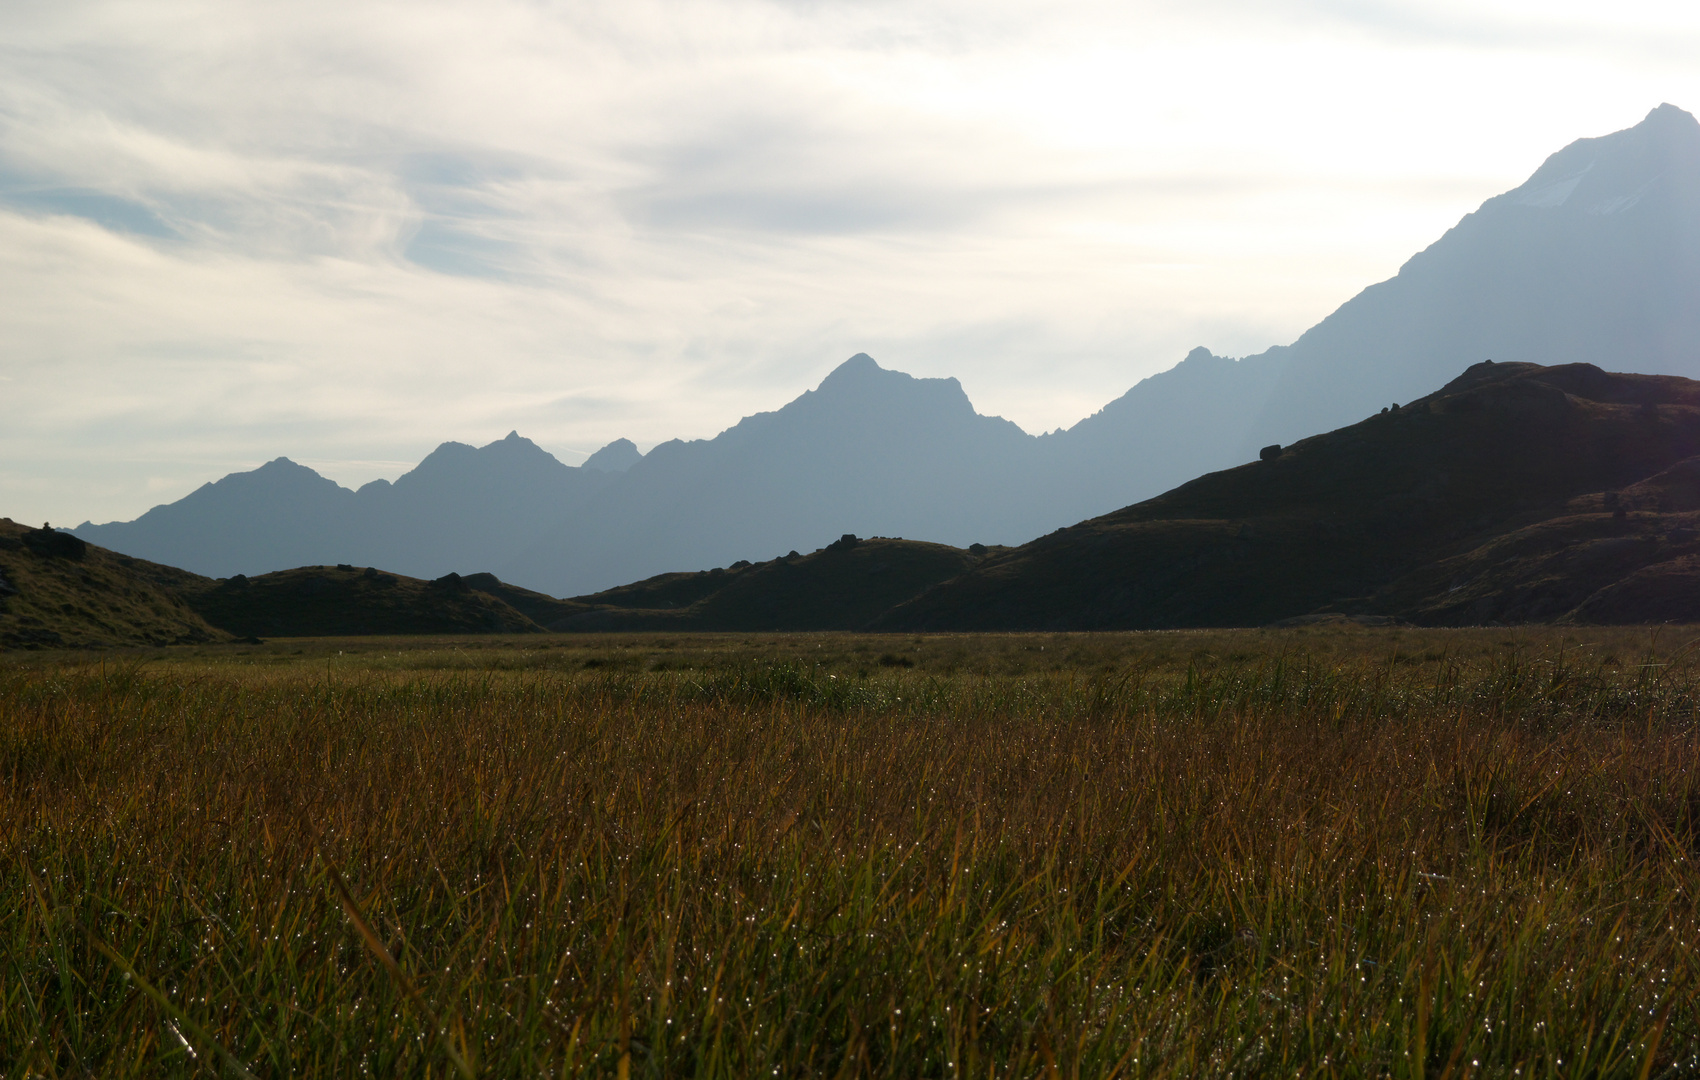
171;565;545;638
0;520;545;648
0;518;228;648
880;361;1700;629
0;519;990;645
546;536;995;631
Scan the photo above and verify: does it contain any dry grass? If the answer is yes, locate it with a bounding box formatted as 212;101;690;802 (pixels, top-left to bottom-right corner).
4;629;1700;1076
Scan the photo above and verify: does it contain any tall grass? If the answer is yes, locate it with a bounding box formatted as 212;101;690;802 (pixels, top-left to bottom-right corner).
3;641;1698;1076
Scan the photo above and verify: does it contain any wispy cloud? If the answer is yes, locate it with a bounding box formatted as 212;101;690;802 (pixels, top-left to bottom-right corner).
2;0;1696;525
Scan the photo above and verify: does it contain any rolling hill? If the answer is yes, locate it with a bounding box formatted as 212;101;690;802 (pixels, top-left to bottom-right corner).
170;566;545;639
0;518;228;648
546;535;998;631
0;520;545;647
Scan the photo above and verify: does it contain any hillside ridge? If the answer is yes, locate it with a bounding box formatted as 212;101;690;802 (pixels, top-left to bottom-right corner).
879;360;1700;630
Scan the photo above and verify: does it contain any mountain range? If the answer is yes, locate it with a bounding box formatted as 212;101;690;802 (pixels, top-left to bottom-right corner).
17;358;1700;645
71;104;1700;599
75;431;623;582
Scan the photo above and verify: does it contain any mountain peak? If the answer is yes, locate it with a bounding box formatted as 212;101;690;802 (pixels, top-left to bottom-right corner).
1499;102;1700;216
251;457;325;478
804;353;977;419
480;431;549;456
1643;102;1699;132
818;352;883;387
583;438;642;473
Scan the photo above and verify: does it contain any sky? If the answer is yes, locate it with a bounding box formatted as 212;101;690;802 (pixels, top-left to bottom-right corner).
4;0;1700;527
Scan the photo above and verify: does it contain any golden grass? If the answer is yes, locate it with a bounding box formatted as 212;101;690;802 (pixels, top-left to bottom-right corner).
4;628;1699;1075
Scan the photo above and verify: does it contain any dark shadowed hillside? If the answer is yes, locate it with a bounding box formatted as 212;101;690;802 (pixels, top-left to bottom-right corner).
171;565;545;639
548;536;995;631
0;520;552;647
0;518;228;648
880;362;1700;630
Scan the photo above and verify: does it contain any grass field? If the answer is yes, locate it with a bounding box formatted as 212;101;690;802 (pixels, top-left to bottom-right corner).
4;627;1699;1076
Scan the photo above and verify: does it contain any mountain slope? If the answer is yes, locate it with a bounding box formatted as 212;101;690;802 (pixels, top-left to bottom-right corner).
74;457;356;578
0;518;229;648
1040;104;1700;520
1032;346;1285;522
1244;103;1700;453
879;362;1700;630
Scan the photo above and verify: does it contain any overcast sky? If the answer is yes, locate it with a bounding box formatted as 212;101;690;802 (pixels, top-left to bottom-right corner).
4;0;1700;526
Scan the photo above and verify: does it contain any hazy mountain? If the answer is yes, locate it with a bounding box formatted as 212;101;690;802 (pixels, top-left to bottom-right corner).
1244;103;1700;449
1032;345;1284;523
1039;103;1700;514
74;457;356;577
341;431;614;574
500;354;1049;595
74;434;626;580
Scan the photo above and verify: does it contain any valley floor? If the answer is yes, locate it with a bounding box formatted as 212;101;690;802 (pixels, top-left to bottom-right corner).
4;627;1699;1075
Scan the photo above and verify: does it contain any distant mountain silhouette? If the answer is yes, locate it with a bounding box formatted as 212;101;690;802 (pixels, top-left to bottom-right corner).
75;434;625;580
879;361;1700;630
1034;345;1281;519
74;457;354;578
69;106;1700;597
1039;104;1700;513
342;431;614;575
500;354;1047;595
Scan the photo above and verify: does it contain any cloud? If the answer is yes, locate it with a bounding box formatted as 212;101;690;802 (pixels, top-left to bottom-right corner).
2;0;1698;526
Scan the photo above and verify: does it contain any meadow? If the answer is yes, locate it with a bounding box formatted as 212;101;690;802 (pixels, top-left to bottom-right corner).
3;626;1699;1076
